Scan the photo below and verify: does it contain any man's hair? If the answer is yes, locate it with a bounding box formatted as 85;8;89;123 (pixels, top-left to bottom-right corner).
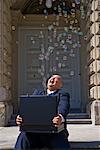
46;75;52;86
46;74;62;86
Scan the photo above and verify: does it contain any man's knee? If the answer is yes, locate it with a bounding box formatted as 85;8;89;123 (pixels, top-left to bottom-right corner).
14;132;30;150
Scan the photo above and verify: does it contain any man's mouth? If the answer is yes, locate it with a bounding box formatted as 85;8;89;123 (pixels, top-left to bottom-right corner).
48;83;54;87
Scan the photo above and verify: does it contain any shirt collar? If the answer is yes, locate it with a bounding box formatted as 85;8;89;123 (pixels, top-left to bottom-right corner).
47;89;56;95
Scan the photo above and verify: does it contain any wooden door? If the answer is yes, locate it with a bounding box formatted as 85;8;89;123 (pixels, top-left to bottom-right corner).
18;27;81;110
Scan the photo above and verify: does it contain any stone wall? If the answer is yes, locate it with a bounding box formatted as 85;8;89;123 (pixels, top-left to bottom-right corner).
0;0;13;126
85;0;100;124
0;0;99;126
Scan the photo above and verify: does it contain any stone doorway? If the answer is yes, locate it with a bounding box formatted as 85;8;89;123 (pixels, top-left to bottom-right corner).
18;27;81;111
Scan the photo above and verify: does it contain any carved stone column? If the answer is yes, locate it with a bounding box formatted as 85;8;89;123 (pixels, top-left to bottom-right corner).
0;0;13;126
85;0;100;125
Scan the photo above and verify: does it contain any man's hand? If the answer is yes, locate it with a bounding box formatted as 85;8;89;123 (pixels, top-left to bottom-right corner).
16;115;23;126
52;115;62;127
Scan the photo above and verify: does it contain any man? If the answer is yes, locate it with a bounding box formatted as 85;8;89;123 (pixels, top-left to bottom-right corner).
14;74;70;150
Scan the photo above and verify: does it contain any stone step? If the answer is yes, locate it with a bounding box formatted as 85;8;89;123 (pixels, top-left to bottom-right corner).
7;114;17;126
70;142;100;149
67;113;92;124
67;118;92;124
0;142;100;150
0;144;99;150
0;148;99;150
67;113;90;119
0;125;100;150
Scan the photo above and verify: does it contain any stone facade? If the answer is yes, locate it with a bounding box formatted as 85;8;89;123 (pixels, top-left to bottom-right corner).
0;0;13;126
85;0;100;124
0;0;100;126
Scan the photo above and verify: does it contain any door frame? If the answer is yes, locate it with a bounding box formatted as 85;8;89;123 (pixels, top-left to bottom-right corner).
18;26;82;112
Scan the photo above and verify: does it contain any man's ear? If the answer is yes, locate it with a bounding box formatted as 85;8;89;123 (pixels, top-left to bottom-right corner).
59;81;63;88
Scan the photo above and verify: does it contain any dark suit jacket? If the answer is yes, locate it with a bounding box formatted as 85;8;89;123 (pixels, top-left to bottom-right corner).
33;88;70;124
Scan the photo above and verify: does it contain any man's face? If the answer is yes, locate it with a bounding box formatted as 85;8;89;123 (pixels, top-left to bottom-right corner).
47;75;63;91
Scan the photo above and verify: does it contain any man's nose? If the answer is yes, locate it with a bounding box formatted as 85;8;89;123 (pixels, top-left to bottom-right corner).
50;79;54;83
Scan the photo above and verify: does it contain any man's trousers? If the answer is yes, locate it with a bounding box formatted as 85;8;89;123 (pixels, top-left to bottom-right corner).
14;131;70;150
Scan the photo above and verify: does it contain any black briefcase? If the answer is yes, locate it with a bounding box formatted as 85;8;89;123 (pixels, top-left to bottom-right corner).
19;95;64;133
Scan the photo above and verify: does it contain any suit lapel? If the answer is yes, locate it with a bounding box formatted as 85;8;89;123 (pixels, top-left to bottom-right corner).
52;89;60;95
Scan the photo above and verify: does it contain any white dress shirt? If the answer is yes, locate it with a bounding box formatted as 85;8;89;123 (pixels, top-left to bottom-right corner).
47;89;65;123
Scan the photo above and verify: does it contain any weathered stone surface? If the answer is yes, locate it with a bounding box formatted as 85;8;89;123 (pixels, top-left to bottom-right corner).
91;100;100;125
0;102;5;126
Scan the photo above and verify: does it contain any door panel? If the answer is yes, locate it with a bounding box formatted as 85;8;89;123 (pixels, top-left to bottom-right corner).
18;27;81;110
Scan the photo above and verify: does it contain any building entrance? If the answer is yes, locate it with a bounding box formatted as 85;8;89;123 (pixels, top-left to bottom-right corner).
18;27;81;111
